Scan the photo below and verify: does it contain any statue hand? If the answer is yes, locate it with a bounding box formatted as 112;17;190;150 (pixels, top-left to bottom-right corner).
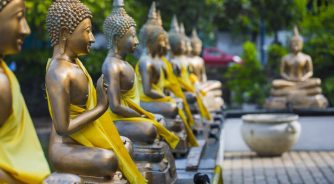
96;74;109;109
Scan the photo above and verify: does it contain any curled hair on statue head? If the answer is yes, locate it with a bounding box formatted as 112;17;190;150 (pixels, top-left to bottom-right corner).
46;0;92;46
0;0;13;12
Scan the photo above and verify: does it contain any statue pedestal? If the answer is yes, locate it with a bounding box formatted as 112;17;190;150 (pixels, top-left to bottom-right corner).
266;93;328;110
133;142;177;184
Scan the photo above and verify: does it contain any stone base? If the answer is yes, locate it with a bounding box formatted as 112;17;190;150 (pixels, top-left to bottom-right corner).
44;172;129;184
265;94;329;110
133;142;177;184
172;130;189;157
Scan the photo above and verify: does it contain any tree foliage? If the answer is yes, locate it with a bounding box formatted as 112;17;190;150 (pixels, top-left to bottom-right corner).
225;41;267;106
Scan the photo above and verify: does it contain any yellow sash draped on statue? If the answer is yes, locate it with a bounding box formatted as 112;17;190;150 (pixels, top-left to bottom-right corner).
45;59;146;184
135;64;198;147
108;66;179;149
164;57;212;121
161;57;195;126
0;61;50;184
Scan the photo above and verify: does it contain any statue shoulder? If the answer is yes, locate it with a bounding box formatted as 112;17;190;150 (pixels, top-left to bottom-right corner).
102;57;124;78
301;52;312;61
45;59;74;88
0;72;11;97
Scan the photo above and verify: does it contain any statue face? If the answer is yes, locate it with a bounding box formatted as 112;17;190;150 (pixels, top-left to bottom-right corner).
185;40;192;55
117;26;139;54
65;18;95;56
290;38;303;53
152;33;168;56
192;42;202;56
0;0;30;56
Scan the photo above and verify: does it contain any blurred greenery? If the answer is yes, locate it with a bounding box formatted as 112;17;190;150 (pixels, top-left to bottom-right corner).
266;44;288;79
4;0;334;113
225;41;267;106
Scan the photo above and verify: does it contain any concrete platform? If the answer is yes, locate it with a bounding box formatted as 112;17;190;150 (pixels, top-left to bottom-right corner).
224;151;334;184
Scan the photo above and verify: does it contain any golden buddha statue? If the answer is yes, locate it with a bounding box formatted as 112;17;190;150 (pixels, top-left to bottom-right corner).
188;28;224;112
266;27;328;109
45;0;145;183
0;0;51;183
136;4;198;155
168;16;212;121
102;0;178;183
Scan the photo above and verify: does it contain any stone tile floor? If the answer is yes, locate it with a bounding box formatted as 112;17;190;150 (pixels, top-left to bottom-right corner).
223;151;334;184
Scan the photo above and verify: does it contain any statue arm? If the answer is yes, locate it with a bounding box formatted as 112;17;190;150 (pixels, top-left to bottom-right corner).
106;65;141;117
139;62;164;99
301;56;313;81
0;73;12;127
201;60;208;82
46;72;108;136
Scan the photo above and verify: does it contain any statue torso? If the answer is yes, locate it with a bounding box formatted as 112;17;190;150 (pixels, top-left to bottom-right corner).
189;56;204;80
139;54;161;85
103;56;135;93
282;52;311;81
47;59;89;107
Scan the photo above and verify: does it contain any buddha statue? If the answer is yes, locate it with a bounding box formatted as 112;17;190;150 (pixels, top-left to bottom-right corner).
45;0;145;183
266;27;328;109
188;28;224;112
102;0;178;183
136;4;198;155
168;16;212;122
0;0;51;183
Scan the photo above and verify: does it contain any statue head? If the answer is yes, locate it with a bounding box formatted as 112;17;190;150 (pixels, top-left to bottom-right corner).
147;25;168;57
139;1;158;49
290;26;303;54
103;0;138;56
0;0;30;56
46;0;94;56
191;29;202;56
179;23;192;56
168;15;185;56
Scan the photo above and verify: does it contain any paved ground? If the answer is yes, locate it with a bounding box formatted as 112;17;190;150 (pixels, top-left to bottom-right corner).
223;151;334;184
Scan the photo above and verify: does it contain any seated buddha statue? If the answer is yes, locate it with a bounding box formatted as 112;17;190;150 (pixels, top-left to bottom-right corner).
136;5;198;153
102;0;178;183
168;16;212;121
266;27;328;109
0;0;51;183
45;0;145;183
188;28;224;112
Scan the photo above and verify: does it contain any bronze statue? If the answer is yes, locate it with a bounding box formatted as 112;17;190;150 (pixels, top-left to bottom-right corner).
188;28;224;112
45;0;145;183
136;4;198;155
0;0;50;183
266;27;328;109
168;16;212;121
102;0;178;183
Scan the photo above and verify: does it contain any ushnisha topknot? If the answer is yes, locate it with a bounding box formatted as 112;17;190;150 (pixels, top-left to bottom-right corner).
139;1;159;48
191;28;202;46
103;0;137;49
292;25;303;42
46;0;92;46
0;0;12;12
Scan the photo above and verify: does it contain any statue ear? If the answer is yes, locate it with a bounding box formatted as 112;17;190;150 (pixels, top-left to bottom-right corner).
112;34;119;51
60;27;70;41
59;27;70;54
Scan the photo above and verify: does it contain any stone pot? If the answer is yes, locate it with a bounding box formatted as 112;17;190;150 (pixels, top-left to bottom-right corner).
241;114;301;156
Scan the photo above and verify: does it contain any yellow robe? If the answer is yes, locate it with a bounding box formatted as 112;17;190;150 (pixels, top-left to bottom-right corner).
164;57;212;121
108;66;179;149
46;59;146;184
161;56;195;126
0;61;50;184
135;63;198;147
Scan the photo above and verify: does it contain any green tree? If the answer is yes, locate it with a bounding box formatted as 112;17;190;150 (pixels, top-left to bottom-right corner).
225;41;267;106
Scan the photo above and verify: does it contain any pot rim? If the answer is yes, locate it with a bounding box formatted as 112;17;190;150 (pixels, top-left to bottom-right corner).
242;114;299;124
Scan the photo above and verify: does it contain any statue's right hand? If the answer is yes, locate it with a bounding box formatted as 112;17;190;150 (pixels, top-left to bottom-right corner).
96;75;109;108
